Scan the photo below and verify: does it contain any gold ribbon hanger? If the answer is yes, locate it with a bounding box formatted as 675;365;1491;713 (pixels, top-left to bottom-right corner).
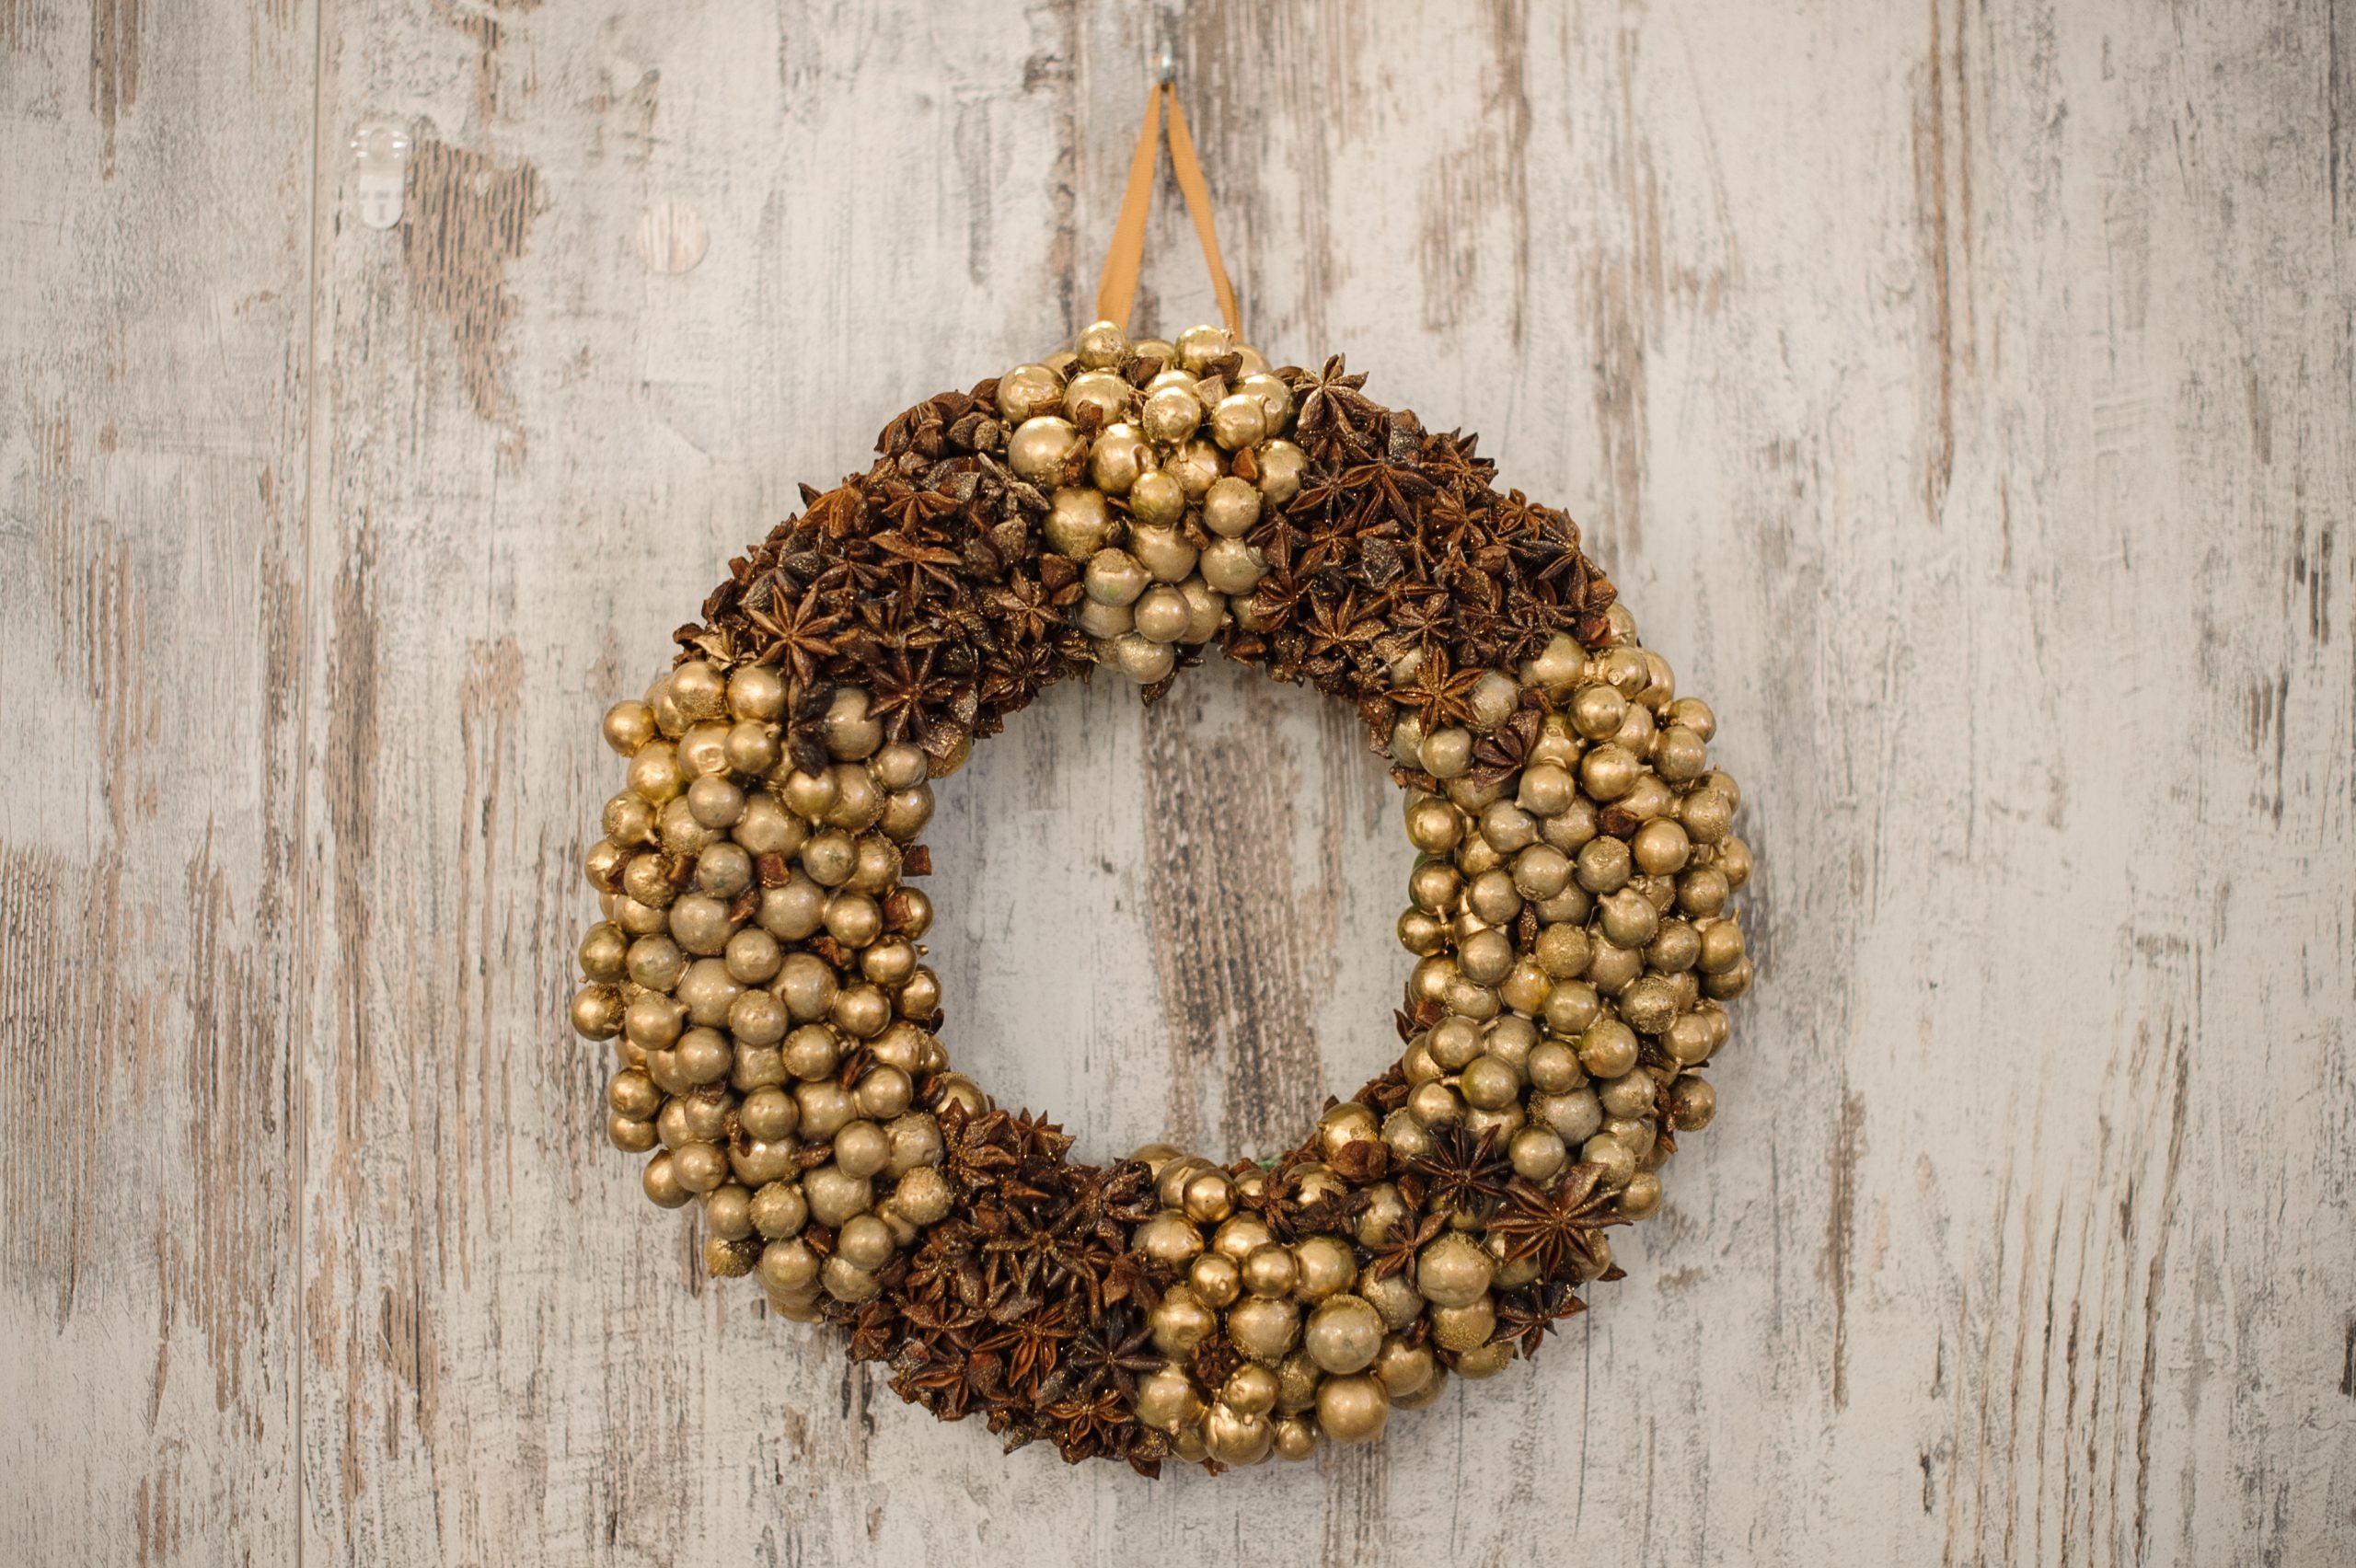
1094;75;1242;339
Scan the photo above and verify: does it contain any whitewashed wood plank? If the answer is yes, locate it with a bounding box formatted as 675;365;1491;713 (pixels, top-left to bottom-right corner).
6;0;2350;1562
0;1;318;1562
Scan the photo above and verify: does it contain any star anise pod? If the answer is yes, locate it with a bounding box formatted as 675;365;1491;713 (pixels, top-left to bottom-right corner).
1485;1165;1623;1282
1388;643;1486;731
1363;1209;1447;1282
1042;1305;1161;1406
1405;1124;1511;1220
1289;356;1381;463
1492;1279;1587;1357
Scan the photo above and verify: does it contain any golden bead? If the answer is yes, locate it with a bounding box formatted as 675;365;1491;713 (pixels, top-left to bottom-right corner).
1134;1364;1206;1432
1226;1295;1301;1362
1113;632;1176;684
996;363;1064;421
1141;383;1202;445
1203;1402;1274;1466
1314;1374;1391;1444
1428;1297;1496;1353
1291;1234;1357;1301
1063;367;1131;425
1199;536;1264;594
1201;474;1262;537
1183;1170;1236;1224
1007;415;1083;484
1304;1294;1384;1374
1273;1415;1320;1460
1165;438;1224;498
1221;1362;1280;1418
1151;1286;1218;1356
1190;1251;1242;1309
1076;318;1128;369
1253;439;1307;504
1174;323;1233;373
1209;392;1267;450
670;660;726;721
1452;1341;1516;1380
603;699;657;755
1045;486;1113;557
1090;421;1156;493
1374;1336;1435;1397
1136;1209;1206;1265
1669;1076;1717;1131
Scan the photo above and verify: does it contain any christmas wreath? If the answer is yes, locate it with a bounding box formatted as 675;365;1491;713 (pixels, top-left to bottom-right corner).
569;313;1753;1473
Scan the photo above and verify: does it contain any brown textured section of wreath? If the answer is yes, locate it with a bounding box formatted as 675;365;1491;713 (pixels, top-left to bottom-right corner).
668;358;1628;1475
678;356;1614;784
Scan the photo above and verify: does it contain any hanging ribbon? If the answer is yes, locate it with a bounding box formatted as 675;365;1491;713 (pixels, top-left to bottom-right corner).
1093;79;1242;340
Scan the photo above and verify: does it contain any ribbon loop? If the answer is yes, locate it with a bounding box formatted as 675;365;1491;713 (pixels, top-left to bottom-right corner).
1093;81;1242;340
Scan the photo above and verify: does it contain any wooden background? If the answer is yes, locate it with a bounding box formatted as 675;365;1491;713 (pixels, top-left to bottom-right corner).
4;0;2351;1562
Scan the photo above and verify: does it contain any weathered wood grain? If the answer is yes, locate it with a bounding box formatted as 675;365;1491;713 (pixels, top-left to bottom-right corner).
3;0;2351;1563
0;2;315;1563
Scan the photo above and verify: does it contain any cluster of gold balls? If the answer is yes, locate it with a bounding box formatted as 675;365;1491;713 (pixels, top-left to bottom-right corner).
571;321;1752;1470
572;660;969;1319
1049;610;1750;1467
999;319;1299;683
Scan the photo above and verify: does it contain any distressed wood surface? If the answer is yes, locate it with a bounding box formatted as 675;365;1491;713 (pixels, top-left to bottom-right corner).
5;1;2353;1563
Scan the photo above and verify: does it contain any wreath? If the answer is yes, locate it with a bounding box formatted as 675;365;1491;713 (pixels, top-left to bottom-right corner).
569;81;1753;1477
570;315;1753;1473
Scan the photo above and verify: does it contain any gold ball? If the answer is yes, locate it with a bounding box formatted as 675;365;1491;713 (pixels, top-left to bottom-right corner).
1134;1364;1206;1432
1226;1294;1301;1362
571;984;624;1040
1090;421;1156;493
1112;633;1176;685
1452;1341;1516;1380
1203;1402;1274;1466
1304;1294;1384;1374
1007;415;1083;484
1174;323;1233;373
1141;383;1202;445
1581;1133;1637;1191
996;363;1064;421
1209;393;1267;451
1183;1170;1236;1224
1291;1234;1357;1301
1199;536;1265;594
749;1180;808;1239
603;699;657;755
1063;367;1132;426
1165;438;1223;498
1375;1336;1436;1397
1428;1297;1496;1353
1241;1242;1299;1298
1669;1076;1717;1131
1415;1232;1494;1308
1201;474;1262;537
670;661;726;721
1076;318;1128;370
1151;1286;1218;1356
1084;548;1149;607
1045;486;1113;557
1132;584;1193;645
1419;725;1473;779
1190;1251;1242;1308
1314;1374;1391;1444
1254;439;1307;504
1273;1415;1319;1461
1136;1209;1206;1266
1129;466;1186;526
